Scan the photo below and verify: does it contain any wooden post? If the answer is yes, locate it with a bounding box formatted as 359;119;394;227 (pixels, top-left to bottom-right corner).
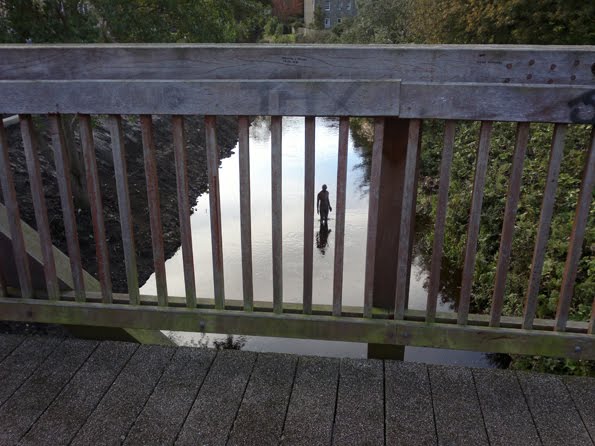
367;117;417;360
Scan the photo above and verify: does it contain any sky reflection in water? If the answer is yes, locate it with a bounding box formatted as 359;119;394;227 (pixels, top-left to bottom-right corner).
141;117;494;367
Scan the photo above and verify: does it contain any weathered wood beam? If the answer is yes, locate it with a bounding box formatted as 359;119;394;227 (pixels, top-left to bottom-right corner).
0;80;592;123
0;123;32;298
31;290;587;334
399;83;595;123
172;116;197;308
0;80;401;117
332;117;349;317
238;116;254;312
0;297;592;359
1;44;592;85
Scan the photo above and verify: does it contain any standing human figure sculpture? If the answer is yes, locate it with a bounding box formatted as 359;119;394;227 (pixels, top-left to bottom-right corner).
317;184;332;224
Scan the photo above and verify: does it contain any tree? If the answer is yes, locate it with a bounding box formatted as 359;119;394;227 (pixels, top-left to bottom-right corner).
90;0;237;43
409;0;595;45
312;5;325;30
339;0;413;43
0;0;99;43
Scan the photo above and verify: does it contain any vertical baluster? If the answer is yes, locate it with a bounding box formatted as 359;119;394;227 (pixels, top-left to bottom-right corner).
205;116;225;310
489;123;530;327
79;115;113;303
426;121;456;323
108;115;140;304
19;115;59;300
0;121;32;298
522;124;566;329
48;114;86;302
271;116;283;314
363;118;385;318
172;116;197;308
394;119;422;320
458;121;492;325
332;117;349;317
140;115;168;306
303;117;315;314
238;116;254;311
589;297;594;335
0;262;6;297
555;127;595;332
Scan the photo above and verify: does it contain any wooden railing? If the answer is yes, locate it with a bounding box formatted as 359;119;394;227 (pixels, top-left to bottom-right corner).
0;44;593;359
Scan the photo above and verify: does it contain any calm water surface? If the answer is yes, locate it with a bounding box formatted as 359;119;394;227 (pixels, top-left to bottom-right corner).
141;117;495;368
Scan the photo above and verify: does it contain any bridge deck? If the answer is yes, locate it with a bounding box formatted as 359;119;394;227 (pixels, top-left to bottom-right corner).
0;334;593;446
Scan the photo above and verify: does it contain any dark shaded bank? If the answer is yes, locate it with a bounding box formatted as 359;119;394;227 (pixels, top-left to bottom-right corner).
2;114;239;293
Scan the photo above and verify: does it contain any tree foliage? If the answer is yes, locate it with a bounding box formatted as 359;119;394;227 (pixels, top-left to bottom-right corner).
312;5;325;30
338;0;413;43
0;0;99;43
322;0;595;45
409;0;595;45
0;0;271;43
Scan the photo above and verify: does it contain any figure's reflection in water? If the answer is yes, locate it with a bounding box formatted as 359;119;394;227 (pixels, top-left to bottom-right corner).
316;222;331;255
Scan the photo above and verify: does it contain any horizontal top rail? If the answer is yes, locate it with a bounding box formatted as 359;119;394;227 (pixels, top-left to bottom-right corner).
0;44;593;85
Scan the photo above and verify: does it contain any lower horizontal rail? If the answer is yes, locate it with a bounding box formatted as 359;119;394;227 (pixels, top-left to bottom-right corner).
0;297;592;360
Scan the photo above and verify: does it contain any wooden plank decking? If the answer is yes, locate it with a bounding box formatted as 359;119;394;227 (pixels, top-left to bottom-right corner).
0;333;593;446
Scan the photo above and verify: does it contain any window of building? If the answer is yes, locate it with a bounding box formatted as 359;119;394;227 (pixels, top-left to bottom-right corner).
346;1;351;10
325;1;331;11
324;17;331;28
337;18;342;24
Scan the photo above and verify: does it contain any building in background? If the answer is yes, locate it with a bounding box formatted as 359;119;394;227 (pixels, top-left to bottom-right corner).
304;0;357;29
272;0;305;21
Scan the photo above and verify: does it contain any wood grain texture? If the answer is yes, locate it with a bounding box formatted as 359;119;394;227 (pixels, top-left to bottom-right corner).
490;123;529;327
2;298;594;359
0;122;32;298
205;116;225;310
589;297;594;335
303;117;315;315
271;116;283;314
363;118;385;318
1;45;592;85
79;115;112;303
394;120;422;319
2;80;593;123
0;261;6;297
400;83;594;123
426;121;456;323
140;115;167;306
333;117;349;317
371;118;414;312
458;121;492;325
48;289;590;333
522;124;567;329
0;80;400;117
19;115;59;300
555;127;595;332
172;116;197;308
238;117;254;311
108;115;140;304
48;114;85;302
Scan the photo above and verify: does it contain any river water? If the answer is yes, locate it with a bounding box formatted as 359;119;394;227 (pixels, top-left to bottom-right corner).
141;117;496;368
